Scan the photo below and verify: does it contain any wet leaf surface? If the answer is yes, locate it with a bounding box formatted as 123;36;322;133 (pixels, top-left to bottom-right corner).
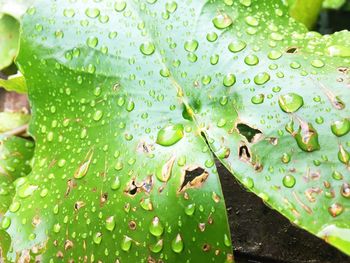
1;0;350;262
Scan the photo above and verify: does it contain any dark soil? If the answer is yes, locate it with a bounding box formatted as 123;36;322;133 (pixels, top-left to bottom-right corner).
218;161;350;263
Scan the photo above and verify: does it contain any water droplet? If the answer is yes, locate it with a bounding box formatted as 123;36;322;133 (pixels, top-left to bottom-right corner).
93;110;103;121
87;36;98;48
111;176;121;190
326;45;350;57
18;184;38;198
282;175;296;188
74;150;93;179
171;234;184;253
184;40;198;52
121;236;132;252
156;124;184;146
254;72;270;85
338;145;350;164
294;122;320;152
240;0;251;6
150;239;163;253
184;203;196;216
140;198;153;211
268;50;282;60
206;32;218;42
114;1;127;12
223;74;236;87
105;216;116;231
341;183;350;198
93;232;102;244
9;201;20;212
85;8;100;18
251;94;264;104
331;119;350;137
149;217;164;237
228;40;246;53
244;54;259;66
1;217;11;229
245;16;259;26
212;13;233;29
332;170;343;180
328;203;343;217
224;234;231;247
278;93;304;113
311;59;324;68
140;41;155;55
166;1;178;13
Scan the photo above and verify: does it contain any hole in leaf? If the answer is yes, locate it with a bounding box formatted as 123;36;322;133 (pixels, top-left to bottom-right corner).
179;167;209;192
239;144;251;160
236;123;262;143
286;47;298;53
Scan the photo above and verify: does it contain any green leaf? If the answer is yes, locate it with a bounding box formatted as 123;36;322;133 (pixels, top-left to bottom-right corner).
0;14;19;70
0;136;34;261
0;112;30;133
323;0;346;9
0;73;27;94
0;0;35;20
0;136;34;182
288;0;323;29
4;0;350;261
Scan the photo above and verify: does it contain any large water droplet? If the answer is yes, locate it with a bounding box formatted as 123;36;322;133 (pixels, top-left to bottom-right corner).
331;119;350;137
105;216;116;231
121;236;132;252
282;174;296;188
156;124;184;146
328;203;343;217
149;217;164;237
244;54;259;66
254;72;270;85
149;239;163;253
223;74;236;87
212;13;233;29
140;41;155;55
171;233;184;253
184;40;198;52
278;93;304;113
228;40;246;53
294;122;320;152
